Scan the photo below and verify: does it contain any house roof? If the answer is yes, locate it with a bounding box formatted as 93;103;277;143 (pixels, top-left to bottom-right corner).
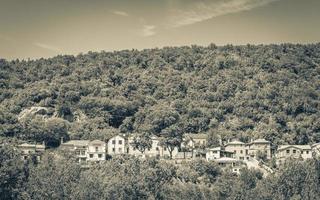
184;133;208;140
312;143;320;148
18;143;45;149
277;145;312;151
89;140;105;145
225;140;245;146
62;140;90;146
251;139;270;144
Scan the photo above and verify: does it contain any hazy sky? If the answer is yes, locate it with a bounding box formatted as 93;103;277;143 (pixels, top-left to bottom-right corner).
1;0;319;60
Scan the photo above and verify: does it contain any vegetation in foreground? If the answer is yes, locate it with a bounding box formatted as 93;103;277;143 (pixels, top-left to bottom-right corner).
1;145;320;200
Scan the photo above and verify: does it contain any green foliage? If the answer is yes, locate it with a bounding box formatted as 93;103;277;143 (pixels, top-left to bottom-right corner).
1;44;319;145
130;132;153;154
0;145;27;200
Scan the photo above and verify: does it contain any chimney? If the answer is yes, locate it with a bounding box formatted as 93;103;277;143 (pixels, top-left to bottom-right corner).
60;137;64;144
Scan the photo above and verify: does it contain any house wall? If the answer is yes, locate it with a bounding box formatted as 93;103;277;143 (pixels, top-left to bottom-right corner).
107;136;126;155
225;144;247;160
248;143;272;159
87;142;106;161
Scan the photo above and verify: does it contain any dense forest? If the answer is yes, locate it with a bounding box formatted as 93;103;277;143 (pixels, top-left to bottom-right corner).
1;44;320;199
1;44;320;147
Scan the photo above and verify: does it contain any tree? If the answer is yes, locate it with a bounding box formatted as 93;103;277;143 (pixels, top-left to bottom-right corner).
130;133;152;156
160;125;183;159
0;145;27;200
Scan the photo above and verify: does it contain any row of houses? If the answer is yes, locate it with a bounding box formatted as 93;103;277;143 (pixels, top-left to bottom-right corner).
14;134;320;173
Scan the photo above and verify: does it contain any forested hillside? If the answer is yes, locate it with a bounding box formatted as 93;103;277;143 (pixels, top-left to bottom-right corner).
1;44;320;147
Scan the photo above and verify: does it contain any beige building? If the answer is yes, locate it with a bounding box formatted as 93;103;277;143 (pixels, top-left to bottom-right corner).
224;140;247;160
206;146;234;161
247;139;272;160
17;142;45;161
107;135;126;155
276;145;312;165
128;135;178;159
183;133;208;149
225;139;272;161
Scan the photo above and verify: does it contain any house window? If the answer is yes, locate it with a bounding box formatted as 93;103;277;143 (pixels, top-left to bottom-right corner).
286;150;290;154
246;150;248;155
240;150;243;154
89;154;93;158
98;154;102;158
293;150;296;154
156;147;159;151
234;150;236;154
95;147;99;152
119;140;122;145
164;147;167;151
112;148;115;152
306;151;309;154
119;148;122;152
112;140;115;144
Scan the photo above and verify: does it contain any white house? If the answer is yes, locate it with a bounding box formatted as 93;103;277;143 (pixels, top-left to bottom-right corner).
87;140;106;162
107;135;126;155
276;145;312;165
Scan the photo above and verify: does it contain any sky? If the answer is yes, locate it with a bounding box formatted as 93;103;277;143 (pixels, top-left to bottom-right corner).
0;0;319;60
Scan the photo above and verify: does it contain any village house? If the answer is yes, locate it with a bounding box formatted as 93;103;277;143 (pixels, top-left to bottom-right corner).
17;142;46;161
182;133;208;149
224;140;247;160
107;135;126;155
128;135;178;159
224;138;272;161
276;145;312;165
60;139;107;163
247;139;272;160
206;146;234;161
87;140;106;162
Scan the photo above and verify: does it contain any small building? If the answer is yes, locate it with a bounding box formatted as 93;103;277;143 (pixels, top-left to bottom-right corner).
224;140;246;160
213;157;246;174
276;145;312;166
247;139;272;160
17;142;45;161
206;146;234;161
87;140;106;162
60;140;90;163
183;133;208;148
107;135;126;155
